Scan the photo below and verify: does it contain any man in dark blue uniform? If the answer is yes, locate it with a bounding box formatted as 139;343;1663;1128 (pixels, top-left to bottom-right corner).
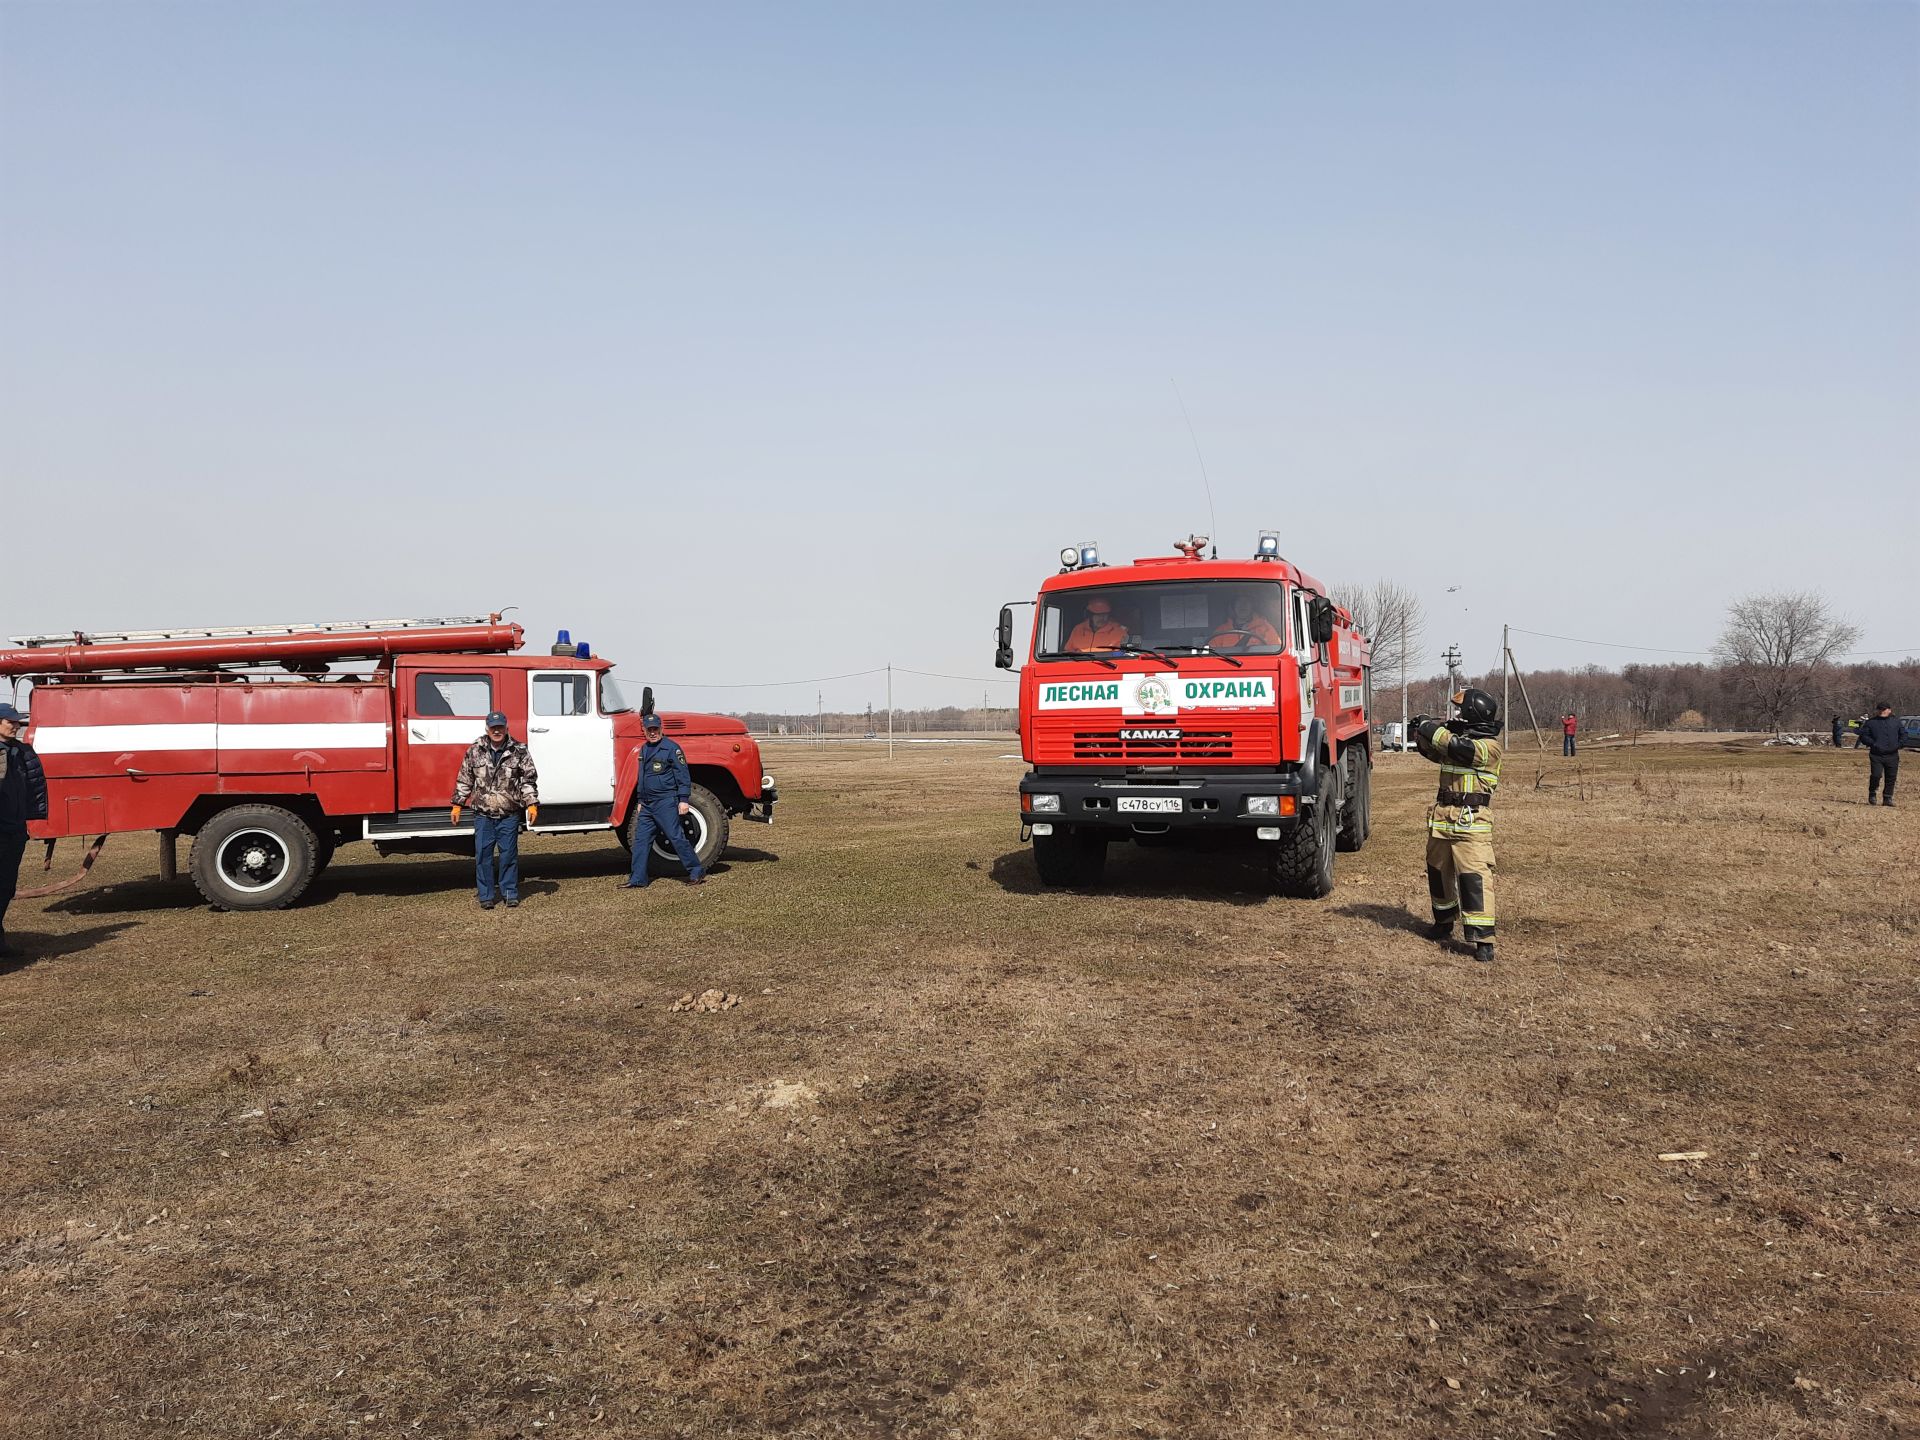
1;701;50;957
622;711;707;888
1857;701;1902;807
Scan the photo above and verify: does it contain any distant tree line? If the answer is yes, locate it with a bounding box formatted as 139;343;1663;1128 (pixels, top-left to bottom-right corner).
736;704;1016;736
1428;592;1912;735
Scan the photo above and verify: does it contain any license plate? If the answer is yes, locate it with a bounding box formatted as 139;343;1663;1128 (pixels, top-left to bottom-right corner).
1117;796;1183;814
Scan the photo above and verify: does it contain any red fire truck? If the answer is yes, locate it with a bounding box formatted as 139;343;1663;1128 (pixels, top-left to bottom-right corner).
1;617;775;910
995;535;1371;895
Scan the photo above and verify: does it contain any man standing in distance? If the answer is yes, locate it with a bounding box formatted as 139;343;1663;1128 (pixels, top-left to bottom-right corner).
622;711;706;888
1413;688;1505;963
0;702;48;957
450;710;540;908
1561;712;1578;757
1857;701;1902;808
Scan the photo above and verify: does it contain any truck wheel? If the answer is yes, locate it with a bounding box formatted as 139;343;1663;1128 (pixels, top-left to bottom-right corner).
625;784;730;876
190;805;320;911
1033;828;1107;888
1270;770;1336;898
1337;746;1371;852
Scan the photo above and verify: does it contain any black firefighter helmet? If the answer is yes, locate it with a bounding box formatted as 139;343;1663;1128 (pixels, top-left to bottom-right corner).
1452;687;1500;730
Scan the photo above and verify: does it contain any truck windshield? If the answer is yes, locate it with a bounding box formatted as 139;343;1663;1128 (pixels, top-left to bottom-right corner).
1036;580;1288;659
599;675;635;714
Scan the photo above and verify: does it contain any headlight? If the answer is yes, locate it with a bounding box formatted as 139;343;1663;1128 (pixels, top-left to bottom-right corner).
1060;546;1079;568
1247;795;1281;816
1030;793;1061;813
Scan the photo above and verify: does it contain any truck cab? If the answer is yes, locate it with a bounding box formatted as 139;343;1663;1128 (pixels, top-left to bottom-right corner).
997;535;1372;895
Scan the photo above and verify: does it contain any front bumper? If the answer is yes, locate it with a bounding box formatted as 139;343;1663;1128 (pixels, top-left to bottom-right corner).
1019;768;1314;835
744;775;778;825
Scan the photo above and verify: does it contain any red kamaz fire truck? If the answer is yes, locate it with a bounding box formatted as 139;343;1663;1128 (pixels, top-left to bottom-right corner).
0;616;775;910
995;535;1371;894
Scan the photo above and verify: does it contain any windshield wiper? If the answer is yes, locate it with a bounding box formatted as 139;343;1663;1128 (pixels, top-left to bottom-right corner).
1036;649;1117;670
1161;643;1243;668
1116;642;1179;670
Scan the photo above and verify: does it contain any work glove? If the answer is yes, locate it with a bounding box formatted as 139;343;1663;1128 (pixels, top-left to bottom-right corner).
449;804;462;825
527;804;539;825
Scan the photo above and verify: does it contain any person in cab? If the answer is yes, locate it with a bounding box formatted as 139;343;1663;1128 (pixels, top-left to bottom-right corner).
1211;593;1281;651
1066;598;1128;653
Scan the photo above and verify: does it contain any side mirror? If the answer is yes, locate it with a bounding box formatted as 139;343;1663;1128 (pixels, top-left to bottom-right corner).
994;607;1015;670
641;685;656;715
1310;597;1336;646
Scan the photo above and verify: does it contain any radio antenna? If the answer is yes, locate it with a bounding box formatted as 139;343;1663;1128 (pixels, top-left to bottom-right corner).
1171;378;1218;557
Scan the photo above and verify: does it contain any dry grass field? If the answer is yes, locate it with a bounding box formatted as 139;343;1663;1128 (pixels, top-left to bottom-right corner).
1;738;1915;1439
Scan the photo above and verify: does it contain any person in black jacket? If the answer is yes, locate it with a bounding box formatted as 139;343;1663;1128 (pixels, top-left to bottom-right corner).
1856;702;1902;807
1;701;50;956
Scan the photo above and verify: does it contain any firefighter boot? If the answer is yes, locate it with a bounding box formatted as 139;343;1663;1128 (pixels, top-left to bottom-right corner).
1428;918;1455;943
1474;940;1495;963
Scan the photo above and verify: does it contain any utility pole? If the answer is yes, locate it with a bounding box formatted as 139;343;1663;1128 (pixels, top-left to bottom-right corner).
886;664;894;760
817;689;823;746
1442;644;1462;712
1501;624;1510;741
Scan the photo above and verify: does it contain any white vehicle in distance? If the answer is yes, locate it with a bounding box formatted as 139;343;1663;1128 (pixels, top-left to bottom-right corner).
1379;722;1417;751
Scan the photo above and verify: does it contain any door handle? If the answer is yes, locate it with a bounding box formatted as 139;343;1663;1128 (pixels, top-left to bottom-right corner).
409;728;425;741
531;727;550;733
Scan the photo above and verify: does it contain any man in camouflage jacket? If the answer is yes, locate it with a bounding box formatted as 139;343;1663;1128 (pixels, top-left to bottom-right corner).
450;710;539;908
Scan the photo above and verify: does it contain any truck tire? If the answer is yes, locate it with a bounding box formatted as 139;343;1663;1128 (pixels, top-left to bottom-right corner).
1032;828;1108;888
1270;770;1336;898
1337;746;1371;852
624;783;730;877
190;804;320;911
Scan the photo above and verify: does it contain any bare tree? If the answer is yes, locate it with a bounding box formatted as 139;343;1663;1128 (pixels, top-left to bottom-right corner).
1713;591;1859;732
1332;580;1428;735
1333;580;1427;690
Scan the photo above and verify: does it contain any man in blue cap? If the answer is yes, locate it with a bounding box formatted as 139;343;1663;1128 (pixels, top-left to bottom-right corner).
0;701;49;956
450;711;540;908
621;711;706;889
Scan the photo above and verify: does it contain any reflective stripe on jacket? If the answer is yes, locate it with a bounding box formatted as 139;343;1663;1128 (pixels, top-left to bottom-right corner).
1418;723;1502;837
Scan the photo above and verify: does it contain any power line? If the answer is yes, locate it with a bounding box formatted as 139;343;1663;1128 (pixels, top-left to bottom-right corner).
894;666;1018;684
1507;627;1715;656
646;664;1019;690
1509;626;1917;661
646;667;885;689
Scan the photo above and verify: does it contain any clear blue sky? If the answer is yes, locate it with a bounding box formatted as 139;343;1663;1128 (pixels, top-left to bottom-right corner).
4;1;1915;714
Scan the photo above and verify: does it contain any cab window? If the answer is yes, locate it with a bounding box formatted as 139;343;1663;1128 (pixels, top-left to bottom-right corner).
415;673;493;717
1036;581;1288;658
532;674;593;717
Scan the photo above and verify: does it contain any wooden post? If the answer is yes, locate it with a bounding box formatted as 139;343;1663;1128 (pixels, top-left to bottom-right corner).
1504;645;1548;752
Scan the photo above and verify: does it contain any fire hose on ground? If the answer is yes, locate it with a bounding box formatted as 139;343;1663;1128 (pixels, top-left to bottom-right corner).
18;835;110;899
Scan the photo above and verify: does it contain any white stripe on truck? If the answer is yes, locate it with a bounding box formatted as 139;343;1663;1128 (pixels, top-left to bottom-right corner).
32;722;388;754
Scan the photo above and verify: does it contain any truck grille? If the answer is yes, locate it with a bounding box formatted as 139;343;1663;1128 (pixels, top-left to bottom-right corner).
1072;730;1237;761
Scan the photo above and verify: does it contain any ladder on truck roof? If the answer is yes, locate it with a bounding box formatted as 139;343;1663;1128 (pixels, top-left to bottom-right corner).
7;616;490;647
0;616;525;680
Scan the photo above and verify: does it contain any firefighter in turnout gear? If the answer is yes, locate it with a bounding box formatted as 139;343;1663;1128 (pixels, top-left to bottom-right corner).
1412;688;1504;963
